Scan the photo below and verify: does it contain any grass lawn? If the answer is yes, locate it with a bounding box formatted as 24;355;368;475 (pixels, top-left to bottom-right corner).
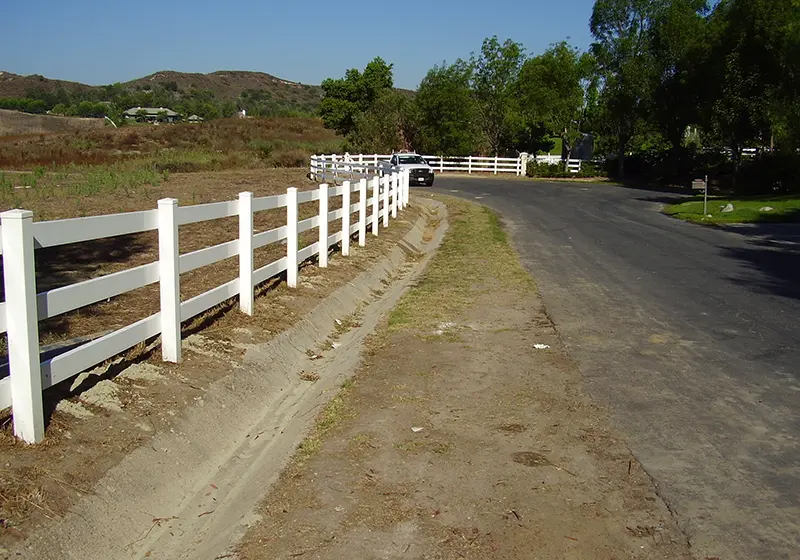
664;194;800;224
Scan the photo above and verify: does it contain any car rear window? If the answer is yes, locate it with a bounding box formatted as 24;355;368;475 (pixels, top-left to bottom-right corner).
398;155;426;164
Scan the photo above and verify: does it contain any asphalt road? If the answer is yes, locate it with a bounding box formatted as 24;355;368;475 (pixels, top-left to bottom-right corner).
429;177;800;560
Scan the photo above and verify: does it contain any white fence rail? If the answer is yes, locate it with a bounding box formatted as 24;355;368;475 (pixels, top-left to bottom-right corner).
310;153;579;180
0;167;410;443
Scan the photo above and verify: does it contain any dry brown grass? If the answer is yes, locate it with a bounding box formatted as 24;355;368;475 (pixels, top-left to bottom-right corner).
0;109;105;137
0;117;341;170
0;168;356;352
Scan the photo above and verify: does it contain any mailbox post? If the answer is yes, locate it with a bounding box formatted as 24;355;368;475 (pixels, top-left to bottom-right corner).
692;175;709;216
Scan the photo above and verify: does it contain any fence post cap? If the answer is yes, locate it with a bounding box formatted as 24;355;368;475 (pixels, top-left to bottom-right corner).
1;209;33;220
239;191;254;199
158;198;178;206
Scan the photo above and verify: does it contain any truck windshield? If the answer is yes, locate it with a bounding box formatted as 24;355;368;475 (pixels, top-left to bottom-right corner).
398;155;426;164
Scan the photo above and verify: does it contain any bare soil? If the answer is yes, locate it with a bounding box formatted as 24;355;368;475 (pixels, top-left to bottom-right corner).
0;168;352;350
0;186;418;552
236;198;692;560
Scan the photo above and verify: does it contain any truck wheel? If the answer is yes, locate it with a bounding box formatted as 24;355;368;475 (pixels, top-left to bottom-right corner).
425;177;435;186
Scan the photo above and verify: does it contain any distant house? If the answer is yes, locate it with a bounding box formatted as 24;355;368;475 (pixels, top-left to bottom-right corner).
187;114;204;123
123;106;181;123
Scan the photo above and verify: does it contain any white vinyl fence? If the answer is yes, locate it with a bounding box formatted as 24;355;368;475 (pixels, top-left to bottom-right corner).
0;168;410;443
310;153;580;179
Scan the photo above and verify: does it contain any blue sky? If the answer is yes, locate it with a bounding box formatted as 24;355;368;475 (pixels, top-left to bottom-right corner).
2;0;597;90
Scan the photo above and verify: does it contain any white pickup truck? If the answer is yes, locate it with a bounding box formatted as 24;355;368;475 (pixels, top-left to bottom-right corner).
378;152;435;186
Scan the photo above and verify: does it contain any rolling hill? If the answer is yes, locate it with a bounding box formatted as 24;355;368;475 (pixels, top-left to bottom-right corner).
0;69;323;112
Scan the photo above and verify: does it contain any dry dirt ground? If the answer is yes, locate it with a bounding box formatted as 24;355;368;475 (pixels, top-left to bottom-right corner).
236;198;694;560
0;182;418;553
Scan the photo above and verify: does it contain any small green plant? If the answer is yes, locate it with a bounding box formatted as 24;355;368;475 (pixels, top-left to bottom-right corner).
0;172;13;193
249;139;275;161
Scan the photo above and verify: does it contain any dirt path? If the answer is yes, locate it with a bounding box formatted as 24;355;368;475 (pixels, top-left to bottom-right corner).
236;198;693;560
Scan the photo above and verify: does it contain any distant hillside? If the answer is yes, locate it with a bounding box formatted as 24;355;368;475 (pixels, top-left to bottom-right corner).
0;71;95;98
123;70;322;106
0;69;323;117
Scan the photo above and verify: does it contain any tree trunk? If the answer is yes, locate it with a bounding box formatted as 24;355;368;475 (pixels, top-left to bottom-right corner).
617;135;626;181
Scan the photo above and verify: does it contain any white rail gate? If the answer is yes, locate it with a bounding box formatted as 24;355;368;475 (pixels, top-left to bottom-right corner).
310;153;580;180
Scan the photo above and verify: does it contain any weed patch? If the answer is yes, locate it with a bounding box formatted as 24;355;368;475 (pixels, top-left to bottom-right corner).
388;197;534;333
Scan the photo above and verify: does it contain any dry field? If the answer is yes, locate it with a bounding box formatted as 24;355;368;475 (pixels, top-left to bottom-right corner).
0;109;105;137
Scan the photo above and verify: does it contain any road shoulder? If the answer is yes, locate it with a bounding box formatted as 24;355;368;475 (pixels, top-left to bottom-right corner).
236;197;692;560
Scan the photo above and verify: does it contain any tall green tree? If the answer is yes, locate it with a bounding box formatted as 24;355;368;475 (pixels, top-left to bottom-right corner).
351;90;418;153
590;0;660;178
517;42;595;158
470;37;525;155
701;0;797;160
415;60;480;156
319;57;394;136
647;0;708;167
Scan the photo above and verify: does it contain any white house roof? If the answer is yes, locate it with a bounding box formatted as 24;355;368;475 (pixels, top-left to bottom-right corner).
123;106;180;117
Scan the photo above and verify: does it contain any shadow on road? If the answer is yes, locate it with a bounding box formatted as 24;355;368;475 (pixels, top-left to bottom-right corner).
718;218;800;301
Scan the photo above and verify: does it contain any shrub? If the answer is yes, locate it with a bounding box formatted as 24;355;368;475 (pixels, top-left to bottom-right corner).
527;161;566;177
269;148;309;168
526;160;606;179
736;152;800;195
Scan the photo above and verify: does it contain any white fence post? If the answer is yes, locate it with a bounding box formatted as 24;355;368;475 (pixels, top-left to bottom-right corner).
383;175;390;228
158;198;181;364
286;187;299;288
341;180;351;256
519;152;528;176
397;172;404;210
309;155;316;181
440;156;444;173
238;192;254;315
403;171;409;207
318;183;329;268
391;173;398;218
494;155;499;175
1;209;44;443
371;177;379;236
358;178;367;246
468;155;473;174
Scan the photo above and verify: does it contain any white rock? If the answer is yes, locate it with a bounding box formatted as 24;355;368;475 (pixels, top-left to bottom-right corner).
720;203;735;213
760;206;774;212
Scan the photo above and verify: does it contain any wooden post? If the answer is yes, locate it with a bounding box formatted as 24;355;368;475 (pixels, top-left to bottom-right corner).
158;198;181;364
391;173;398;218
1;209;44;443
371;177;379;236
286;187;299;287
468;155;473;174
238;192;254;315
318;183;328;268
382;175;390;228
358;178;367;246
341;181;351;256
